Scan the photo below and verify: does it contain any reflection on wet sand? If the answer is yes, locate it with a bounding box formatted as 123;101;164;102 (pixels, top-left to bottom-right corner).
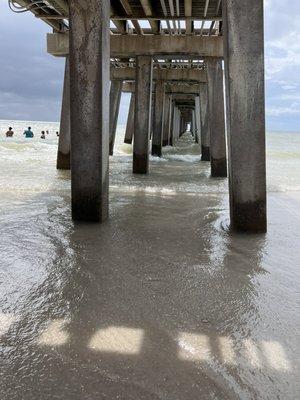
0;134;299;399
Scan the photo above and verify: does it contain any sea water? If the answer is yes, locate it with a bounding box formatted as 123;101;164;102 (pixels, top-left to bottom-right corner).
0;119;299;399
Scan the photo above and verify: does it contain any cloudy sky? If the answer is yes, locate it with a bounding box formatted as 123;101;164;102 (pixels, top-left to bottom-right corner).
0;0;299;131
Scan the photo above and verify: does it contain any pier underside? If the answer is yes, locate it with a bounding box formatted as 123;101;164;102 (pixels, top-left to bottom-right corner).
11;0;267;232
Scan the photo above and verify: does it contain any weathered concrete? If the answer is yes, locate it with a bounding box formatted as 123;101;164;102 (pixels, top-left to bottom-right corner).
223;0;266;232
191;111;196;141
195;96;201;145
69;0;109;222
152;81;165;157
124;93;134;144
57;57;70;170
199;83;210;161
172;106;177;144
122;81;201;95
47;32;224;58
133;55;153;174
111;67;206;83
109;80;123;155
180;115;185;137
169;102;175;146
173;107;180;144
206;59;227;177
162;94;171;146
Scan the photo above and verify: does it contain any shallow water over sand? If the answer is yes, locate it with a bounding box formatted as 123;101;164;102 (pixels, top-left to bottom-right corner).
0;120;300;399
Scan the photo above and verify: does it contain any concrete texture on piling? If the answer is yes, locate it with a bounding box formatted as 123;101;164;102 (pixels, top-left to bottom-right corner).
133;55;153;174
223;0;266;232
57;57;70;170
69;0;110;222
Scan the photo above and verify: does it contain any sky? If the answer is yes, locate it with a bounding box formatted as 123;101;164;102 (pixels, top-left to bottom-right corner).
0;0;299;131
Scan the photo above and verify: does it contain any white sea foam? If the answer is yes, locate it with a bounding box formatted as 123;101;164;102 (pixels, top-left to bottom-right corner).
0;120;300;196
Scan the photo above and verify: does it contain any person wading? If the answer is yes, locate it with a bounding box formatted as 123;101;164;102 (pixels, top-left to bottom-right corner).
5;127;14;137
23;127;34;138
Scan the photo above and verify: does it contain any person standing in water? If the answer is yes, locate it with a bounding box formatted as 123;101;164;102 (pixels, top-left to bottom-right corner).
41;131;46;139
23;127;34;138
5;127;14;137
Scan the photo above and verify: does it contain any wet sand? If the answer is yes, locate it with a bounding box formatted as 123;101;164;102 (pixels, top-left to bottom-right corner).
0;132;300;399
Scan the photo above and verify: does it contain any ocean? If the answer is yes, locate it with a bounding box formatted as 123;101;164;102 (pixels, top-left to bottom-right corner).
0;119;299;399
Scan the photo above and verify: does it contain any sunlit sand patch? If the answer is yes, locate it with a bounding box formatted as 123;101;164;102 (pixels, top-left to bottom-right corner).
243;339;262;368
261;340;291;371
218;336;236;365
88;326;144;355
178;332;211;361
0;313;18;338
37;319;69;346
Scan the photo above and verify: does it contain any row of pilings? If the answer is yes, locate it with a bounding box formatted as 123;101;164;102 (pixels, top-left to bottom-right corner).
55;0;266;233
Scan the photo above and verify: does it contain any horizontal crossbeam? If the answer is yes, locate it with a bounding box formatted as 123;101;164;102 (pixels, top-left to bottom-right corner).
111;67;206;83
122;82;200;95
47;33;223;58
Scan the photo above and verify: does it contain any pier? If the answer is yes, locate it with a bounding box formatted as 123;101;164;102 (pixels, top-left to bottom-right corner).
3;3;300;399
11;0;266;231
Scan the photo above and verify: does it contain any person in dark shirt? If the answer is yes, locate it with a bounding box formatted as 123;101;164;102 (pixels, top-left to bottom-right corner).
23;127;34;138
5;127;14;137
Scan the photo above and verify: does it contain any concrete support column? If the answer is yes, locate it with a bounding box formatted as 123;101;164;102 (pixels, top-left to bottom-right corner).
195;96;201;145
169;102;175;146
192;111;198;142
109;80;123;155
180;115;184;137
176;109;181;141
162;94;171;146
152;80;165;156
223;0;266;232
206;58;227;177
57;57;70;170
173;107;179;144
199;83;210;161
124;93;135;144
133;55;153;174
177;109;181;140
69;0;109;222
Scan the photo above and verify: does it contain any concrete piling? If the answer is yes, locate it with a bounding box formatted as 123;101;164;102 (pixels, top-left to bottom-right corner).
173;107;179;144
192;110;198;142
69;0;109;222
133;55;153;174
206;58;227;177
199;83;210;161
109;80;123;155
223;0;267;232
57;57;70;170
169;102;175;146
195;96;201;146
152;80;165;157
124;93;135;144
162;94;171;146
